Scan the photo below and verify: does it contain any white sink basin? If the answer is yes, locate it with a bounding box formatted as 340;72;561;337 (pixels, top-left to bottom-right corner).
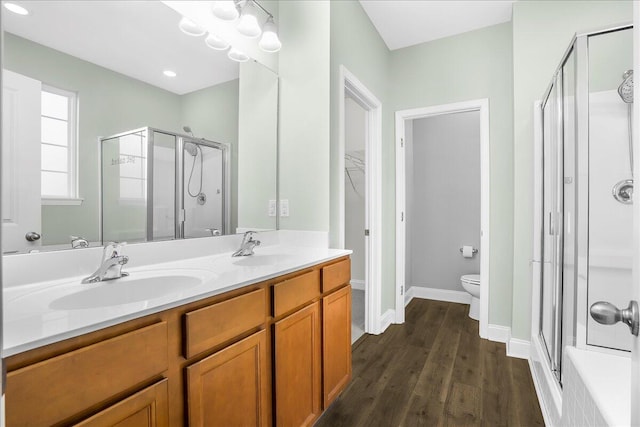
49;269;215;310
232;254;293;267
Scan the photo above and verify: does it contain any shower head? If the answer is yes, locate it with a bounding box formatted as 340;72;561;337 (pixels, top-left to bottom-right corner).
618;70;633;103
184;142;198;157
183;126;195;137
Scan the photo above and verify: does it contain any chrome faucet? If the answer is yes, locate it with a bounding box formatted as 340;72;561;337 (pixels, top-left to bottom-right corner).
82;242;129;284
232;231;261;257
206;228;222;236
70;235;89;249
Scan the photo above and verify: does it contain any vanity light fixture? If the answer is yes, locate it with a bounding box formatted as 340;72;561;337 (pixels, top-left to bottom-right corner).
258;16;281;53
211;0;239;21
178;16;206;37
205;33;230;51
227;47;249;62
177;0;281;63
163;70;177;77
236;0;261;38
4;2;29;15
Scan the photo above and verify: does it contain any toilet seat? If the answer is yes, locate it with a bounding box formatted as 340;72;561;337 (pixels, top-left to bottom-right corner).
461;274;480;285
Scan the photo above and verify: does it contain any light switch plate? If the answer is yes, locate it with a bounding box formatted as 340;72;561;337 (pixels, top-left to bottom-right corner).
280;199;289;217
268;200;277;217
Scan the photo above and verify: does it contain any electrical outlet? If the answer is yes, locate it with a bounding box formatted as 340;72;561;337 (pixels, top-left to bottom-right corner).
268;200;277;217
280;199;289;217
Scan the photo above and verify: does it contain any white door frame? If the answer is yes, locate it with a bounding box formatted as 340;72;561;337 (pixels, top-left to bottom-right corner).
338;65;383;334
395;99;490;338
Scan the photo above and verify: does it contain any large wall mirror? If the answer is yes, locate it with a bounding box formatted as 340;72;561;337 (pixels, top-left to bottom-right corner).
2;1;279;254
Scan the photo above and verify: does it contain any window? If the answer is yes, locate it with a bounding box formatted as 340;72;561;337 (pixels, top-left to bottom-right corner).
40;85;79;203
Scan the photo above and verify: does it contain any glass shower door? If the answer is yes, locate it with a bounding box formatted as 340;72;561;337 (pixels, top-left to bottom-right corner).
101;130;148;243
181;139;226;239
541;76;563;379
585;28;634;352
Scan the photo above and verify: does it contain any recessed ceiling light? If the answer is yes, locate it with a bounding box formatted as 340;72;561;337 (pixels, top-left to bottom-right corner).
163;70;177;77
4;3;29;15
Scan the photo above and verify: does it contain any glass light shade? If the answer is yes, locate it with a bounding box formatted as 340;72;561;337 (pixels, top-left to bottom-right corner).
178;17;206;37
259;18;281;52
205;33;230;50
227;47;249;62
236;1;262;38
4;2;29;15
212;1;239;21
163;70;177;77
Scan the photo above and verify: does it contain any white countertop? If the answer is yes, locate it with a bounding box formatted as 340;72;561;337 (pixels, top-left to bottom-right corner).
3;243;350;357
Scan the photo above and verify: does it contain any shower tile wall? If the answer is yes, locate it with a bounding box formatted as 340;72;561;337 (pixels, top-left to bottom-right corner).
561;350;611;427
408;111;481;292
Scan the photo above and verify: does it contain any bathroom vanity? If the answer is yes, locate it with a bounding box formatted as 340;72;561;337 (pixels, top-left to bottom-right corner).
3;241;352;427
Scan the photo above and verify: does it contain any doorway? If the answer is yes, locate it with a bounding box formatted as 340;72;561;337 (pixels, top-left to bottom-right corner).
395;99;490;338
338;66;382;337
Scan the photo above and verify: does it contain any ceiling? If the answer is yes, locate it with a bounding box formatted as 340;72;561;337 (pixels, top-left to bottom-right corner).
359;0;516;50
3;1;239;95
4;1;515;93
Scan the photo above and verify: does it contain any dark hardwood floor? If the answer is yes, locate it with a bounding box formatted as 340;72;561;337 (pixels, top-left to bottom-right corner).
315;299;544;427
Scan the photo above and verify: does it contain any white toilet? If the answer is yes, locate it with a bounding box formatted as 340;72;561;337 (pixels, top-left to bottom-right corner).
461;274;480;320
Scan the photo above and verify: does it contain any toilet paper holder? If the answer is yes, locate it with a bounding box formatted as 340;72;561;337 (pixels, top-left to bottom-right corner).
459;247;478;254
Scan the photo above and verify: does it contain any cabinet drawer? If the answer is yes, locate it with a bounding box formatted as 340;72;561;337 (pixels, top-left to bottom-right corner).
75;379;169;427
184;288;266;358
322;258;350;293
273;270;320;317
6;321;168;427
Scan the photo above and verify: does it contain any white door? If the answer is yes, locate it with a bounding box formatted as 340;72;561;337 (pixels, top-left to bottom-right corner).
2;70;42;253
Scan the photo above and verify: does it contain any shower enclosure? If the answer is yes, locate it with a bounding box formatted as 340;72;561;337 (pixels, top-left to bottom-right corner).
535;23;633;388
100;127;230;243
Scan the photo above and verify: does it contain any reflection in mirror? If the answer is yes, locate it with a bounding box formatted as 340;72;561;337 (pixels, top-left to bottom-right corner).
100;127;230;243
1;1;279;254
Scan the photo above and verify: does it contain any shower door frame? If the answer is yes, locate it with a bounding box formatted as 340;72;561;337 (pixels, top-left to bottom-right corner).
175;134;231;239
573;25;634;356
532;24;634;403
530;25;634;425
99;127;231;243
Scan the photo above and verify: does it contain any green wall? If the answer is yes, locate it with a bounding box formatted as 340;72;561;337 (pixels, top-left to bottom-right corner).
329;1;394;311
277;0;331;231
237;61;278;231
511;0;632;340
390;23;515;327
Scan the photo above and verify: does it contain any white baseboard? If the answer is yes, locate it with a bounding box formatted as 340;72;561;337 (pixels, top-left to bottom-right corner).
406;286;471;305
380;309;395;333
404;286;415;307
488;324;510;343
507;337;531;359
487;324;531;359
350;279;365;291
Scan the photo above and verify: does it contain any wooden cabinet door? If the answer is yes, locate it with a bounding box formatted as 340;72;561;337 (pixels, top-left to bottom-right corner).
274;301;322;427
322;285;352;408
186;329;270;427
75;379;169;427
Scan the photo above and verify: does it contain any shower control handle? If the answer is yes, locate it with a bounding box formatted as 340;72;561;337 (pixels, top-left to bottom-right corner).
590;300;639;336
